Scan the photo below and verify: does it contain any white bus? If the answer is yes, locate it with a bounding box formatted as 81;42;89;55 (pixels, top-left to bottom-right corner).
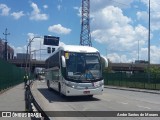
45;45;108;97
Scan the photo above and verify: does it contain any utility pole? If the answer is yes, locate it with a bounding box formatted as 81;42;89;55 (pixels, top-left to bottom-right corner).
25;36;41;80
3;28;10;61
80;0;92;46
148;0;151;82
138;39;139;61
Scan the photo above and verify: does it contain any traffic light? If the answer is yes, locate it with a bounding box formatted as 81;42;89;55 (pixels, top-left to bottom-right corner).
47;47;51;53
52;48;55;53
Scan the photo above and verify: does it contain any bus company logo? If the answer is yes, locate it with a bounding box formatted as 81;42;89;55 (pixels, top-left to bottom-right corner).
2;112;11;117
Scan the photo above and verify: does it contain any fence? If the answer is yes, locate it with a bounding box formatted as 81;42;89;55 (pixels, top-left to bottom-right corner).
0;58;26;91
103;72;160;90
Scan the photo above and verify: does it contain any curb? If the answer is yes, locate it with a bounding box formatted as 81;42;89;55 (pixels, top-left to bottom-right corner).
104;86;160;95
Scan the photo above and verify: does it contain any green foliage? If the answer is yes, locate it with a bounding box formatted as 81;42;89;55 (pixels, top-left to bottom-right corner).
145;66;160;76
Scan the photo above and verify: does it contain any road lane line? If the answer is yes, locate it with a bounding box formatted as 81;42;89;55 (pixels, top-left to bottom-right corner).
137;105;151;110
117;102;128;105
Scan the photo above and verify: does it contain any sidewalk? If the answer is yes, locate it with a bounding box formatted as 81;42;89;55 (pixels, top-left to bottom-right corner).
0;83;30;120
105;85;160;94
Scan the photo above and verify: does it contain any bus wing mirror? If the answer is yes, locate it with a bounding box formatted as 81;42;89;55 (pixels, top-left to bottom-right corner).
61;56;66;67
100;56;108;68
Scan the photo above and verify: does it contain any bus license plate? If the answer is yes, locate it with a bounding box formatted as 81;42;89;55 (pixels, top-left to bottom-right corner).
83;91;90;94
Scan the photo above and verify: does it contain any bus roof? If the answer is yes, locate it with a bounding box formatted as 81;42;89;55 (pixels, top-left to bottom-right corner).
58;45;99;53
46;45;99;61
46;45;99;60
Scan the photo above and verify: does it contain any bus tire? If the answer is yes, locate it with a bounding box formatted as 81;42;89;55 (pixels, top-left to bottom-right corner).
88;95;93;98
47;80;51;90
58;83;62;96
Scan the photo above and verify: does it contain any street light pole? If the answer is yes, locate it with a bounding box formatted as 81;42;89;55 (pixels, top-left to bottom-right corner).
138;39;139;61
25;36;41;83
148;0;151;82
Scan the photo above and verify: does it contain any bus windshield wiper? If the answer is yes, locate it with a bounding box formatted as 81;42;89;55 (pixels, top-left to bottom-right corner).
73;72;81;75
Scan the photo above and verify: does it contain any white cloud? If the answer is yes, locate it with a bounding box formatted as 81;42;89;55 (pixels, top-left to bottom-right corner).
140;0;160;31
27;33;36;40
90;5;153;63
30;2;48;21
91;6;148;51
11;11;25;19
23;33;66;60
43;5;48;9
106;45;160;63
48;24;71;35
136;11;148;22
107;53;134;63
58;0;63;2
91;0;134;12
13;46;27;55
73;6;79;10
91;6;132;29
149;46;160;63
57;5;61;11
72;0;160;63
73;6;81;17
0;4;10;16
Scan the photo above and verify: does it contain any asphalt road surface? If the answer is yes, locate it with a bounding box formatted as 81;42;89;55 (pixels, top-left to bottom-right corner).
31;80;160;120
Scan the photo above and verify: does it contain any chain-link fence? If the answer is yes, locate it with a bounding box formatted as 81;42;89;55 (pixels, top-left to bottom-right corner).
0;59;26;91
103;72;160;90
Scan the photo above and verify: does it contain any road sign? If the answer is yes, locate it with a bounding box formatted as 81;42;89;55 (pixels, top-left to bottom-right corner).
43;36;59;46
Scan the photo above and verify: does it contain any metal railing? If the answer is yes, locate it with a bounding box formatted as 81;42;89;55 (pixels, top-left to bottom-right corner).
103;72;160;90
25;82;49;120
0;58;25;91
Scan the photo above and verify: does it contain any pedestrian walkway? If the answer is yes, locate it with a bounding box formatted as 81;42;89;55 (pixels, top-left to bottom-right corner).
0;83;30;120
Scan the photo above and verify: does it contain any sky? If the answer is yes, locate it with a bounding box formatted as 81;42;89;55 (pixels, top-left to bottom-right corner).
0;0;160;63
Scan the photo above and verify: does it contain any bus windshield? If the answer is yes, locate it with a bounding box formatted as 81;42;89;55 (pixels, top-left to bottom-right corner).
65;52;102;81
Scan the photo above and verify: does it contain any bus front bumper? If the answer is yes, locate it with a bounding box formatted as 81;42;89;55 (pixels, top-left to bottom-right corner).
65;86;104;96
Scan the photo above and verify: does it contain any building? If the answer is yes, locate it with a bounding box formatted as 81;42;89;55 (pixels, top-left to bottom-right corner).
16;53;30;60
0;39;14;60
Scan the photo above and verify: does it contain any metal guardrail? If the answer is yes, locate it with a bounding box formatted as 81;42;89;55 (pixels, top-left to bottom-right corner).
25;81;50;120
103;72;160;90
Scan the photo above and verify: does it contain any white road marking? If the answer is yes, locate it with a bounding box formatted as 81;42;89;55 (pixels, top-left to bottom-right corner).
137;105;151;109
118;102;128;105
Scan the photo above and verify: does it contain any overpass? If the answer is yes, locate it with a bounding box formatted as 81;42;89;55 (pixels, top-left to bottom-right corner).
109;63;160;72
8;59;46;68
8;59;160;72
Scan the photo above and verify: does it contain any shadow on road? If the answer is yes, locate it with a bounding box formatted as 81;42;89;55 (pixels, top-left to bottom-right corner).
38;88;100;103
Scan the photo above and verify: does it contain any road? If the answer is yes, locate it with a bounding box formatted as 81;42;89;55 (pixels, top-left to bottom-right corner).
31;80;160;120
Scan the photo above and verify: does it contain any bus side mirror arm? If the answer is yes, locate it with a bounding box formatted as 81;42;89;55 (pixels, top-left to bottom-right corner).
61;56;66;68
100;56;108;68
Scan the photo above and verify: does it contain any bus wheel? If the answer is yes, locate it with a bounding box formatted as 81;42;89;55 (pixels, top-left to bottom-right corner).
58;83;62;96
47;80;51;90
88;95;93;98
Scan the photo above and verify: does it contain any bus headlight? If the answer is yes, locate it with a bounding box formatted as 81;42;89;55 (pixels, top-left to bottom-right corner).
99;80;104;86
93;81;104;87
65;81;77;88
